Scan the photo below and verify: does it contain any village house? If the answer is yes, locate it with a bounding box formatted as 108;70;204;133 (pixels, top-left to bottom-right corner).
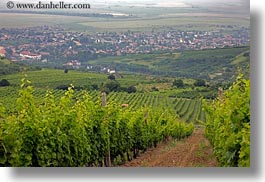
0;47;6;57
64;60;81;68
20;51;42;60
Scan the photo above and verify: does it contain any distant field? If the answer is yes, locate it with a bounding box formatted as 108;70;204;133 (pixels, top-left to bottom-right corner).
0;13;103;31
0;0;249;32
0;69;106;88
78;16;249;32
0;12;249;32
0;68;158;89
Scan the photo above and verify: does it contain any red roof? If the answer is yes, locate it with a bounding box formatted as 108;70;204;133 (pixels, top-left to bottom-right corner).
0;49;6;55
20;51;39;57
0;47;6;55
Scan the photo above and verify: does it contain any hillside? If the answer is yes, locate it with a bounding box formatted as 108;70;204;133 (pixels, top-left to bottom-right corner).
0;57;40;75
0;58;22;75
88;46;250;82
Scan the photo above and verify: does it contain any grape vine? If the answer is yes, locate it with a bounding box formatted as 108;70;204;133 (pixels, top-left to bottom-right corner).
0;78;194;167
203;73;250;167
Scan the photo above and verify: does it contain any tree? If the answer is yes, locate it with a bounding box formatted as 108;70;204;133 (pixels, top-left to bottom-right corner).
127;86;137;93
103;80;120;92
108;74;115;80
0;79;10;87
173;79;184;88
194;79;206;87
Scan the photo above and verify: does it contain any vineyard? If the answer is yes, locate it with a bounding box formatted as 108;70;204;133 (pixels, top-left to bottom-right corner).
204;73;250;167
0;79;194;167
0;70;250;167
0;86;206;123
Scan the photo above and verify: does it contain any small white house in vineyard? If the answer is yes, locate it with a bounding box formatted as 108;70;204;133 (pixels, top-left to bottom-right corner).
108;70;116;74
20;51;42;60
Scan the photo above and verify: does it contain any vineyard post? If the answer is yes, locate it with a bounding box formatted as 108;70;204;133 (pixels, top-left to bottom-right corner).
218;87;223;102
102;92;107;107
101;92;111;167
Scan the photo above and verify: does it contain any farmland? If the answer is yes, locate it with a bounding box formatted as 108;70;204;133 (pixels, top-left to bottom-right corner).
88;46;250;82
0;68;206;123
0;0;249;33
0;0;250;167
0;70;250;167
0;12;249;33
0;78;194;167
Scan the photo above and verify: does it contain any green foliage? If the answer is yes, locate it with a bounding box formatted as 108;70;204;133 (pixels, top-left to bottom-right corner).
203;73;250;167
0;78;194;167
56;85;69;90
0;86;206;123
127;86;137;93
103;80;121;92
173;79;184;88
88;47;249;81
108;74;115;80
194;79;206;87
151;87;159;92
0;79;10;87
0;58;41;76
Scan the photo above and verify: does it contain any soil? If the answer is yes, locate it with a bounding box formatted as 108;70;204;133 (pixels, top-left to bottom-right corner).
122;128;218;167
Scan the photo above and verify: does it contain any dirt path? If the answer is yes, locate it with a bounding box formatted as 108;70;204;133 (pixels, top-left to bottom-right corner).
122;129;218;167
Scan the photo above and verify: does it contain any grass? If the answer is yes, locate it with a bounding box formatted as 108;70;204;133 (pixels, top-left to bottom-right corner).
0;69;107;88
0;68;162;89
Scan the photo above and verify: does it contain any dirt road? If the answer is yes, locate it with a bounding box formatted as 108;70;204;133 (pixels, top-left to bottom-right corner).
122;129;218;167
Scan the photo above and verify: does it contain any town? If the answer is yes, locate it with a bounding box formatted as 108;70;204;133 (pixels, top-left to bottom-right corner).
0;25;249;69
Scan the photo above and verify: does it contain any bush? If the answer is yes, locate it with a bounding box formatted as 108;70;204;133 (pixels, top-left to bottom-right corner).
0;79;10;87
173;79;184;88
127;86;137;93
103;80;120;92
108;74;115;80
194;79;206;87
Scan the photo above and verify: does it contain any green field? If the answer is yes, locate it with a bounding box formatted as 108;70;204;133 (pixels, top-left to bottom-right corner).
0;85;205;123
0;68;205;123
88;47;250;81
0;69;106;88
0;68;160;89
